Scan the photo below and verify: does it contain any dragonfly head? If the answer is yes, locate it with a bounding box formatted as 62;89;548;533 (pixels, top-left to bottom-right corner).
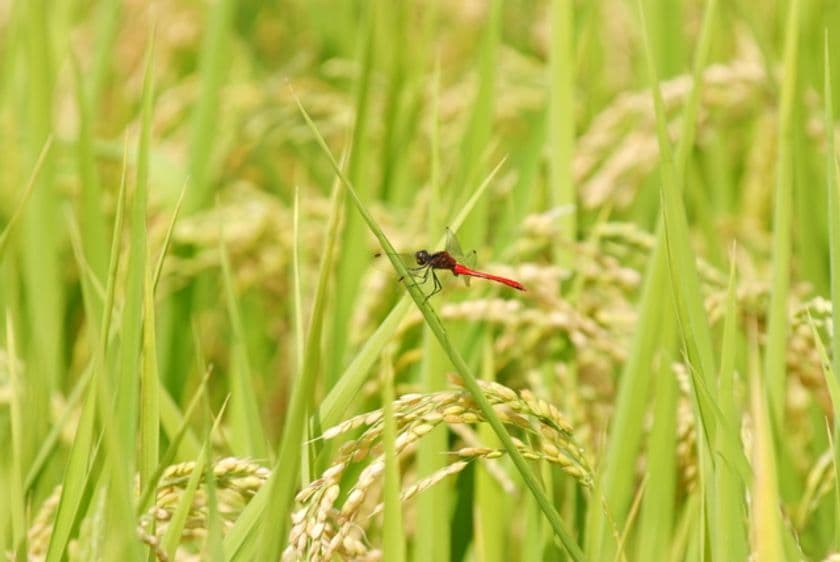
415;250;430;265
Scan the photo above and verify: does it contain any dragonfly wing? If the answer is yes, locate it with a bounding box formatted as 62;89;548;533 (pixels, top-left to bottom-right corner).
462;249;477;268
461;250;477;286
445;227;465;260
446;229;478;287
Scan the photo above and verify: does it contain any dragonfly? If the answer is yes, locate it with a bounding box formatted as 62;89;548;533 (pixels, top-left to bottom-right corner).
383;228;526;300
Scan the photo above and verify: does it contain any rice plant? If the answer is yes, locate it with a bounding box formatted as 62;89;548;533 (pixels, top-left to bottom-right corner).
1;0;840;560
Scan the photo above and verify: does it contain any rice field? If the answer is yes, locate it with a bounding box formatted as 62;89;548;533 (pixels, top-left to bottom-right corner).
2;0;840;560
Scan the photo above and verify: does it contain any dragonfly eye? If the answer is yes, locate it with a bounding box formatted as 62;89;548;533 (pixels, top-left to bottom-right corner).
415;250;429;265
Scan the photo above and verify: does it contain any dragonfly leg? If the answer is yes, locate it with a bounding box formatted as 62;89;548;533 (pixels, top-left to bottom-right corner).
399;264;430;283
419;266;435;295
399;265;429;287
423;271;443;303
403;266;435;297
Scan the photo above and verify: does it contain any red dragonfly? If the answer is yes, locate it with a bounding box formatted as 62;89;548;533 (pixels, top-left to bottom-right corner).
390;228;526;300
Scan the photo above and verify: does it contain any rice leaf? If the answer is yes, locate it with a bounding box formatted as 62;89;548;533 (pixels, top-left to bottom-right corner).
763;0;800;422
0;137;51;258
454;0;500;242
41;210;106;561
43;373;97;562
590;0;726;555
21;0;63;405
98;27;155;557
137;367;211;513
710;248;748;561
634;307;677;562
88;0;121;104
292;185;304;374
250;177;346;560
748;333;784;561
416;52;449;561
71;50;108;283
327;0;376;386
139;243;161;491
824;30;840;543
548;0;576;265
639;0;715;451
381;345;406;562
186;0;233;211
153;177;189;292
474;337;506;562
219;230;267;458
639;0;748;481
115;21;156;484
5;314;26;556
